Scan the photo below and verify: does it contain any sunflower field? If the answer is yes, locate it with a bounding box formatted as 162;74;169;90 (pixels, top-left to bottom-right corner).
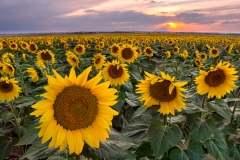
0;33;240;160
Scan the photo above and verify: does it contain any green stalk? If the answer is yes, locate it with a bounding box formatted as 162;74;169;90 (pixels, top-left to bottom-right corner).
164;114;168;126
75;154;81;160
230;89;240;123
199;94;206;118
16;64;28;96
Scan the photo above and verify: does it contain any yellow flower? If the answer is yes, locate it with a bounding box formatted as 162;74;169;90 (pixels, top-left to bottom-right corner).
2;63;15;77
74;44;85;55
0;77;21;102
165;51;171;58
118;44;138;64
136;72;187;115
102;60;130;86
92;53;106;70
22;53;27;62
194;59;203;68
199;53;207;61
66;51;79;68
9;42;18;50
195;61;238;99
109;43;120;57
37;49;55;63
209;47;220;58
30;66;118;154
28;42;38;54
144;47;154;57
27;68;39;83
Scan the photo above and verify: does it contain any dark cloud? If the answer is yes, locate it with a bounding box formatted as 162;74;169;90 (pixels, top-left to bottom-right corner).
173;12;216;24
221;20;240;25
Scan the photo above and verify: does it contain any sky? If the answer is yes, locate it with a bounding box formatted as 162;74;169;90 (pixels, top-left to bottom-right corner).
0;0;240;34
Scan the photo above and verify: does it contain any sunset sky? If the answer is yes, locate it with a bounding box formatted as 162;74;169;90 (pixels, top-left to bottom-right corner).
0;0;240;34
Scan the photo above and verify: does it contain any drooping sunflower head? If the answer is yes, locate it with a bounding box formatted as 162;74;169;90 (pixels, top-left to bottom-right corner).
0;42;3;50
209;47;220;58
36;60;46;69
2;63;15;77
136;72;187;115
66;51;79;68
144;47;154;57
22;53;27;62
118;44;138;64
92;53;106;70
102;60;130;86
180;50;188;59
2;53;15;63
74;44;85;55
165;51;171;58
28;42;38;54
37;49;55;63
195;61;238;99
0;77;21;102
27;67;40;83
227;44;234;54
30;66;118;154
194;59;203;68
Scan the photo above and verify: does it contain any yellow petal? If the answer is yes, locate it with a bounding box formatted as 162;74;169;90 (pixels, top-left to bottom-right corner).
76;66;92;86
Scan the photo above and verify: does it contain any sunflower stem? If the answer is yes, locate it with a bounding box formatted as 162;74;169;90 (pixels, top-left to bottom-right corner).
16;64;28;96
164;114;168;126
199;94;206;118
230;89;240;123
75;154;81;160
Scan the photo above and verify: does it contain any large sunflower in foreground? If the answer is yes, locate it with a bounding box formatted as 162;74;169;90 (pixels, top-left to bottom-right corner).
195;61;238;99
30;66;118;155
102;60;130;86
136;72;187;115
0;77;21;102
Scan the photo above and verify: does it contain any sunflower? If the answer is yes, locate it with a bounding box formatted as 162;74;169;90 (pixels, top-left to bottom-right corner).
9;42;18;50
95;44;101;51
36;60;46;69
144;47;154;57
63;43;68;49
195;61;238;99
37;49;55;63
118;44;138;64
136;72;187;115
165;51;171;58
2;63;15;77
27;67;39;83
194;59;203;68
0;77;21;102
0;63;4;74
180;50;188;59
173;46;180;54
92;53;106;70
227;44;234;54
110;43;120;57
209;47;220;58
74;44;85;55
102;60;130;86
2;53;15;63
199;53;207;61
28;42;38;54
66;51;79;68
135;47;142;56
30;66;118;154
22;53;27;62
0;42;3;50
20;41;29;50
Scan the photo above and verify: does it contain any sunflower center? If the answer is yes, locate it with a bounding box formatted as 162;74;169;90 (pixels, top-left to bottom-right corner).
0;81;13;93
30;44;36;51
76;46;83;52
150;80;177;102
53;86;98;130
146;48;152;54
112;46;119;53
41;51;52;61
71;58;77;62
201;54;205;59
122;48;133;59
212;49;217;55
95;57;101;64
108;65;123;79
173;48;178;52
22;43;27;48
205;69;225;87
11;44;16;48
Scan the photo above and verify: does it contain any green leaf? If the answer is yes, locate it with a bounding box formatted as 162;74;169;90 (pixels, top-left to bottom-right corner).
207;99;232;121
87;129;133;159
125;92;140;107
228;141;240;160
16;126;39;145
15;96;37;108
183;103;207;114
135;142;154;160
0;111;13;124
112;91;125;112
184;141;205;160
202;137;229;160
14;126;27;136
20;141;67;160
129;65;142;80
120;81;133;92
236;115;240;125
170;148;189;160
47;155;66;160
148;120;182;157
187;115;216;141
0;136;13;160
